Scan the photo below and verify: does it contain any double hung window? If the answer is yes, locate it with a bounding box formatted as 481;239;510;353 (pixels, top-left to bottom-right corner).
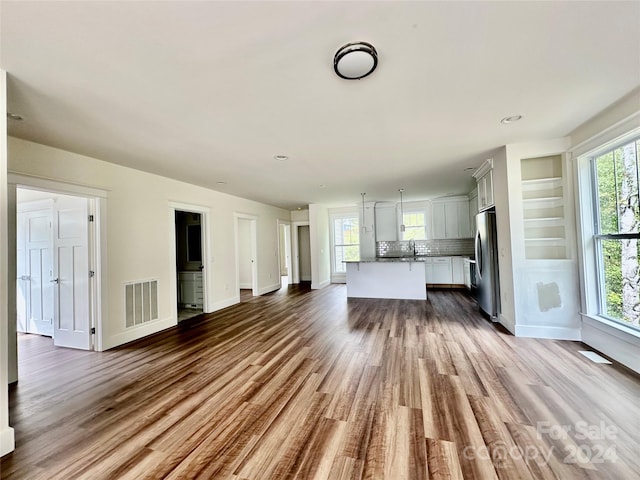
591;137;640;329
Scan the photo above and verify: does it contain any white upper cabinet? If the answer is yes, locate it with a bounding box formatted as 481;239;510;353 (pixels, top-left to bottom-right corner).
473;159;494;211
374;203;397;241
431;197;471;239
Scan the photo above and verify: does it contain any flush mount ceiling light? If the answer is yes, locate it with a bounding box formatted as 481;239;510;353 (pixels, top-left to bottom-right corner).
274;155;288;161
501;114;523;124
334;42;378;80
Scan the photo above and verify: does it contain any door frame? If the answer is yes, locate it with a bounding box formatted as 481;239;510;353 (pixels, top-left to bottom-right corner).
291;221;309;284
277;219;292;286
9;174;106;352
168;202;211;322
234;213;258;296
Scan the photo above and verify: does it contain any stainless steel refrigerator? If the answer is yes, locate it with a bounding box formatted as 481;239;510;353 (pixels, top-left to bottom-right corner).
475;208;500;319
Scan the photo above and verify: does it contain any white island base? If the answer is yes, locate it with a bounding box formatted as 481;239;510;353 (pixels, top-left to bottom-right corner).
346;261;427;300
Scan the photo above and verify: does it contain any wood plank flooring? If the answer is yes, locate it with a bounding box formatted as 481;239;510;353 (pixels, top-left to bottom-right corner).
2;285;639;479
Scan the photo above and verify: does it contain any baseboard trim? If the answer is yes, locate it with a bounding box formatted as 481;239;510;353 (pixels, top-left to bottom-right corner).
208;296;240;312
102;317;176;350
514;324;581;341
239;283;252;289
311;279;330;290
258;283;281;296
0;426;15;456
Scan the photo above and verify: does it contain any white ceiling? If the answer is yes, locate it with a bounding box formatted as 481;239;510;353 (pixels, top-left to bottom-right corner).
2;1;639;209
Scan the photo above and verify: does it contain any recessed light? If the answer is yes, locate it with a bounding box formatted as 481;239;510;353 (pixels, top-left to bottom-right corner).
216;181;227;185
319;184;326;188
274;155;288;161
7;112;23;121
464;167;475;172
501;115;522;124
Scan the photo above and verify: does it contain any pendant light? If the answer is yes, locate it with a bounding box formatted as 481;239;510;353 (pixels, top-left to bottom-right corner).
399;189;405;232
361;193;367;233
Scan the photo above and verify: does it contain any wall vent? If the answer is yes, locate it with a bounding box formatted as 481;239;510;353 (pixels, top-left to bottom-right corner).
125;279;159;328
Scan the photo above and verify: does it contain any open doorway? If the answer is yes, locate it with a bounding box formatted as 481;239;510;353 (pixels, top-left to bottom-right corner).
15;187;96;351
235;214;258;302
278;221;292;289
174;211;204;321
292;222;311;284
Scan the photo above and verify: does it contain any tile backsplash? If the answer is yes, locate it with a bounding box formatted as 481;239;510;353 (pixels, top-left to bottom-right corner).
377;238;475;257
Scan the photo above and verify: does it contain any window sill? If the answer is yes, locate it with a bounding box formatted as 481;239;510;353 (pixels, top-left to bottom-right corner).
581;313;640;344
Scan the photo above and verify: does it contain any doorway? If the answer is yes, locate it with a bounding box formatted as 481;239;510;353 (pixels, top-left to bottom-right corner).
235;214;258;301
174;210;204;322
292;222;311;284
278;221;292;289
15;188;95;350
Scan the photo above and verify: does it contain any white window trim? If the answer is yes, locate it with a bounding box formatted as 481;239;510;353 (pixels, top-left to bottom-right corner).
400;209;427;241
576;127;640;324
329;210;360;283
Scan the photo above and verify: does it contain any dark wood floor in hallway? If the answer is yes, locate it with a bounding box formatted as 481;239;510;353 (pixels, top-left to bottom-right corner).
2;285;639;479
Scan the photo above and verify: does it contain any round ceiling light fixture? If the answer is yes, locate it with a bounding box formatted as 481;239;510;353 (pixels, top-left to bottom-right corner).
334;41;378;80
274;155;289;161
501;114;523;124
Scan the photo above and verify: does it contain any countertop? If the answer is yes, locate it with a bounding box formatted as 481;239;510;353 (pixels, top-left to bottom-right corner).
345;255;473;263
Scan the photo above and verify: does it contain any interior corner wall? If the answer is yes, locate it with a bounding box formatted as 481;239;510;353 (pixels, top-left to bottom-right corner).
7;184;17;384
7;137;290;351
1;69;16;456
491;147;516;333
309;204;330;289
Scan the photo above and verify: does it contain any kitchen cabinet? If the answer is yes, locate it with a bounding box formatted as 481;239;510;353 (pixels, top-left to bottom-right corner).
468;188;478;234
425;256;452;284
425;256;466;285
463;258;472;289
179;271;203;308
451;256;465;285
431;198;471;239
375;203;398;241
473;159;494;211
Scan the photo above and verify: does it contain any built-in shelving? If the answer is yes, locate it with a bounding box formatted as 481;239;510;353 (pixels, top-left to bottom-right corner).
521;156;567;260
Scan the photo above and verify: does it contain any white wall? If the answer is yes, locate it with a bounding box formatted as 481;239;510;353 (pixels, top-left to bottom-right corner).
309;203;330;289
291;209;309;222
237;218;252;288
7;137;290;350
298;225;312;282
504;139;579;340
1;69;16;456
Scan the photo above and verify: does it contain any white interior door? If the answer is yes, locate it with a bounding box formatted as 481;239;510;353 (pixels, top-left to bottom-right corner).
17;206;54;336
53;196;91;349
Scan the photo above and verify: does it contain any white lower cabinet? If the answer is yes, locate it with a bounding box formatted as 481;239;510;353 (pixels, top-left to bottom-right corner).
179;271;203;308
424;256;465;285
451;257;465;285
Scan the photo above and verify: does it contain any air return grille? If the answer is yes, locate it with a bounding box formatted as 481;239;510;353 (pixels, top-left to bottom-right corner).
125;279;159;328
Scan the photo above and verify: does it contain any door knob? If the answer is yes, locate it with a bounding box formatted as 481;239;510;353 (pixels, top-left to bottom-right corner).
50;278;60;284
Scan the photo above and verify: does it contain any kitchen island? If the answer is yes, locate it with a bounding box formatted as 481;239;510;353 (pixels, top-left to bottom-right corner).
345;257;428;300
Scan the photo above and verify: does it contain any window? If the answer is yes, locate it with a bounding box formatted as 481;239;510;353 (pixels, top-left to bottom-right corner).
402;212;426;240
332;216;360;274
592;137;640;329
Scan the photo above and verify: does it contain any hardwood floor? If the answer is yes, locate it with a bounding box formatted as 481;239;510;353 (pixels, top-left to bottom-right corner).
2;285;639;479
